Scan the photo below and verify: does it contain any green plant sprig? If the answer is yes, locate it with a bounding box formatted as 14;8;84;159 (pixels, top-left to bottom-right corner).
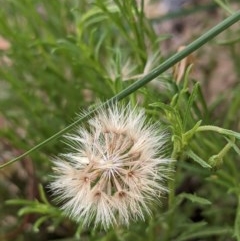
1;11;240;169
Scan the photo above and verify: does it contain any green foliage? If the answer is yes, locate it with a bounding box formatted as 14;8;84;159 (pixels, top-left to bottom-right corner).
6;185;64;233
0;0;240;240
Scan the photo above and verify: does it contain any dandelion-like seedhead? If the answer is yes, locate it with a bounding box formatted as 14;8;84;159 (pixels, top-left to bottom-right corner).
50;103;172;229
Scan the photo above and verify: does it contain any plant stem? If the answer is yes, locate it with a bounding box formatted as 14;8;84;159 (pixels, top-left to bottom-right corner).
168;149;178;208
197;125;240;140
164;149;178;241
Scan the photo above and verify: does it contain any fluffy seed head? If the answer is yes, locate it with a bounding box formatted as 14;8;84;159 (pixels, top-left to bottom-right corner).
50;103;171;229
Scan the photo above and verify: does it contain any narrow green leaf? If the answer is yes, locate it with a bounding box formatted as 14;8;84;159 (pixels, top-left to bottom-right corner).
217;36;240;45
226;138;240;156
187;149;212;168
38;184;50;205
5;199;38;206
176;222;207;241
33;216;51;232
176;227;232;241
18;206;49;216
150;102;176;113
183;82;200;128
182;64;194;90
180;193;212;205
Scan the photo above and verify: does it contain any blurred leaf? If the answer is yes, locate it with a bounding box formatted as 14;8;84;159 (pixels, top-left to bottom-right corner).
182;82;199;128
179;193;212;205
6;198;62;216
33;216;52;232
175;226;232;241
187;149;212;168
234;195;240;241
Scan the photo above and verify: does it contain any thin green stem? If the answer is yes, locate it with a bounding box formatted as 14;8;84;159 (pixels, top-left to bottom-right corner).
1;11;240;169
217;138;235;159
197;125;240;140
164;149;178;241
168;149;178;208
209;137;235;167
